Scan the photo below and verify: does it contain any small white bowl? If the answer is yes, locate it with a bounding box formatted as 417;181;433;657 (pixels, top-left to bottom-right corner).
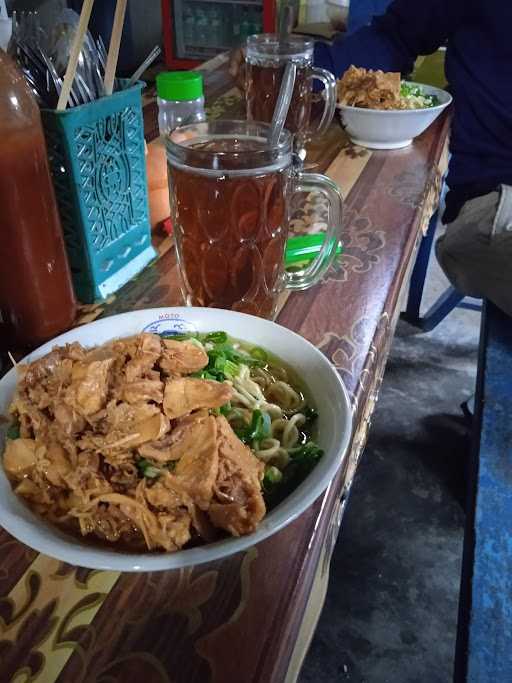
0;307;352;572
337;81;452;149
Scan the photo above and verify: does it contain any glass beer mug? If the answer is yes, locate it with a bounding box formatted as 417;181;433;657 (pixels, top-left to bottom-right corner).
245;34;337;148
167;120;343;319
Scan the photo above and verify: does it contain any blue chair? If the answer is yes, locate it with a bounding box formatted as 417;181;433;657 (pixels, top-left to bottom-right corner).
401;206;482;332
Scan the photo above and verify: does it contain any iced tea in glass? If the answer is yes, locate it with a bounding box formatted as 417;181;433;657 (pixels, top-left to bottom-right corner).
245;34;337;148
167;120;343;318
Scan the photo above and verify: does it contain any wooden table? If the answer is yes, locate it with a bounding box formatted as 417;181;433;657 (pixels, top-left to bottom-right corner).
0;54;450;683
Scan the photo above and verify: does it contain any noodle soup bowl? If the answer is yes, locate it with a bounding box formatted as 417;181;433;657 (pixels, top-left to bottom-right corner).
0;307;352;571
337;82;452;149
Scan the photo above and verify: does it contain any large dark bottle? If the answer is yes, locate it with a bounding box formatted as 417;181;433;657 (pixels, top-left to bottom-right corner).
0;49;76;347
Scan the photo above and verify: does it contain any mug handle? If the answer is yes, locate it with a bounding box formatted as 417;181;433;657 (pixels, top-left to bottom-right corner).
285;172;343;291
308;67;337;136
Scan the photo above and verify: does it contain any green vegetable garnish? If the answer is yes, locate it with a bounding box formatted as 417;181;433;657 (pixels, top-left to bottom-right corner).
263;440;324;508
263;465;283;492
136;459;161;478
223;360;240;379
250;410;271;442
289;441;324;463
6;422;20;440
160;330;228;344
162;331;266;384
213;353;238;379
400;82;440;108
250;346;268;362
235;409;271;444
161;332;198;341
203;331;228;344
192;369;223;381
193;336;263;384
219;402;232;416
214;343;265;368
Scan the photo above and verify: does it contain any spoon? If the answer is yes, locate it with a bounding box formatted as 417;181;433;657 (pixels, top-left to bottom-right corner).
96;35;107;70
39;47;62;94
126;45;161;88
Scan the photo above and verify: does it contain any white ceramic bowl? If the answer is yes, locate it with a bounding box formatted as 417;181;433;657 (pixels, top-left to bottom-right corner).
0;308;352;572
337;81;452;149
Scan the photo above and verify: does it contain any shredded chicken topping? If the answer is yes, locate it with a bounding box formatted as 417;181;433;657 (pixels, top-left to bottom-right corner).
3;334;266;552
337;65;401;109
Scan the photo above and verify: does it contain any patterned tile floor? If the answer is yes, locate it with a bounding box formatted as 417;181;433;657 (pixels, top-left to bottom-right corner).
300;225;480;683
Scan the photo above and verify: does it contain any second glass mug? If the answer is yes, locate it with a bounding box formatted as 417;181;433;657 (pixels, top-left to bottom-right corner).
245;34;337;148
167;120;343;319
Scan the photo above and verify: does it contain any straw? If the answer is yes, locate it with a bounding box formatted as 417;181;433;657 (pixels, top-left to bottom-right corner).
103;0;127;96
268;61;296;148
56;0;95;110
279;3;294;39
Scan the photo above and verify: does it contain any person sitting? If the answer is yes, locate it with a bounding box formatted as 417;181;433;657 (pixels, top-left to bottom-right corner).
231;0;512;316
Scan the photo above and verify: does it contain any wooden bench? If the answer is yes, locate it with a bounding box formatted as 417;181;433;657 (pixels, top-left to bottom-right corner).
455;302;512;682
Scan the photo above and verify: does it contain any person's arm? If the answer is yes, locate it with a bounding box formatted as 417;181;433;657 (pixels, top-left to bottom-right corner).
315;0;463;77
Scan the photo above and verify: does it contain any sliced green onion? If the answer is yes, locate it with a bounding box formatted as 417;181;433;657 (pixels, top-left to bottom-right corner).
213;353;227;373
136;459;161;478
260;411;272;440
250;346;268;362
234;409;265;443
203;331;228;344
245;409;271;443
264;465;283;485
210;342;264;368
220;402;232;416
160;332;197;341
223;359;239;379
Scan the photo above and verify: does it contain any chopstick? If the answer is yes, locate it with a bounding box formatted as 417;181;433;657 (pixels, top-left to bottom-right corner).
56;0;95;110
103;0;127;96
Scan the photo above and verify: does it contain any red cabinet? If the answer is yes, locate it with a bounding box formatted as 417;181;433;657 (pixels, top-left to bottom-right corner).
162;0;278;68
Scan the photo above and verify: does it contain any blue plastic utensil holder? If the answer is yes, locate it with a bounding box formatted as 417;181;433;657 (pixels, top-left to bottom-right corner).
41;81;156;303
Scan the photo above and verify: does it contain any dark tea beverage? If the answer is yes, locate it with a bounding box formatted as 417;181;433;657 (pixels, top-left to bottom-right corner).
245;34;337;147
167;121;344;318
169;138;290;318
246;62;312;136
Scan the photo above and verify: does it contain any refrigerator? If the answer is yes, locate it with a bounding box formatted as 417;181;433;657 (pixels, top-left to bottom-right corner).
161;0;281;68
